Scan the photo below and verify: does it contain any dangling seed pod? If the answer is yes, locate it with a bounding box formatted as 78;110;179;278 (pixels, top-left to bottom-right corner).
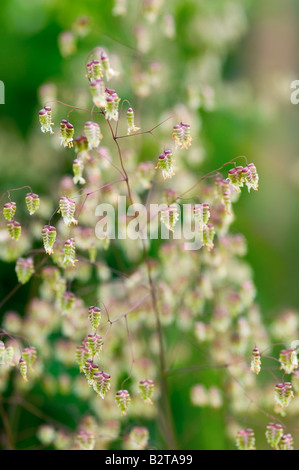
73;158;86;185
22;347;37;370
41;225;56;254
250;347;261;375
203;224;215;251
60;120;74;148
236;429;255;450
4;346;14;366
139;379;154;404
59;197;77;226
86;59;103;81
3;202;16;221
39;107;54;134
228;163;259;193
63;238;77;266
74;136;89;155
15;257;34;284
90;79;107;108
84;121;102;149
228;168;241;192
155;150;175;179
279;349;298;374
193;203;210;232
155;153;167;179
83;360;99;385
93;371;111;398
202;203;210;225
86;334;103;357
101;50;118;81
7;220;21;240
25;193;40;215
265;423;283;449
161;204;179;232
75;345;91;372
59;119;67;145
164;149;175;178
88;306;101;330
247;163;259;191
115;390;131;416
222;190;232;215
172;122;192;149
19;357;28;382
105;92;120;121
280;434;294;450
60;291;76;316
127;107;140;135
274;382;294;409
65;122;74;148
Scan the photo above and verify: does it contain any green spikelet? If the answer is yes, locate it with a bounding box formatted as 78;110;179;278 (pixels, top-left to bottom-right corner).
4;346;14;366
93;371;111;398
274;382;294;409
101;50;118;81
127;107;140;135
75;345;91;372
203;224;215;251
88;306;101;330
59;197;77;226
161;204;179;232
155;150;175;180
86;334;103;357
39;107;53;134
83;360;99;385
236;429;255;450
265;423;283;449
84;121;101;149
7;220;21;240
63;238;77;267
25;193;40;215
3;202;16;221
115;390;131;416
74;135;89;154
41;225;56;254
139;379;154;404
250;347;261;375
19;358;28;382
86;59;103;80
90;79;107;108
172;122;192;149
15;257;35;284
194;203;210;232
60;120;74;148
280;434;294;450
73;158;86;185
279;349;298;374
22;347;37;370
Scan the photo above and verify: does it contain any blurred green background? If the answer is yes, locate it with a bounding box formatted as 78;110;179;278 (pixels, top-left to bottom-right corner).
0;0;299;450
